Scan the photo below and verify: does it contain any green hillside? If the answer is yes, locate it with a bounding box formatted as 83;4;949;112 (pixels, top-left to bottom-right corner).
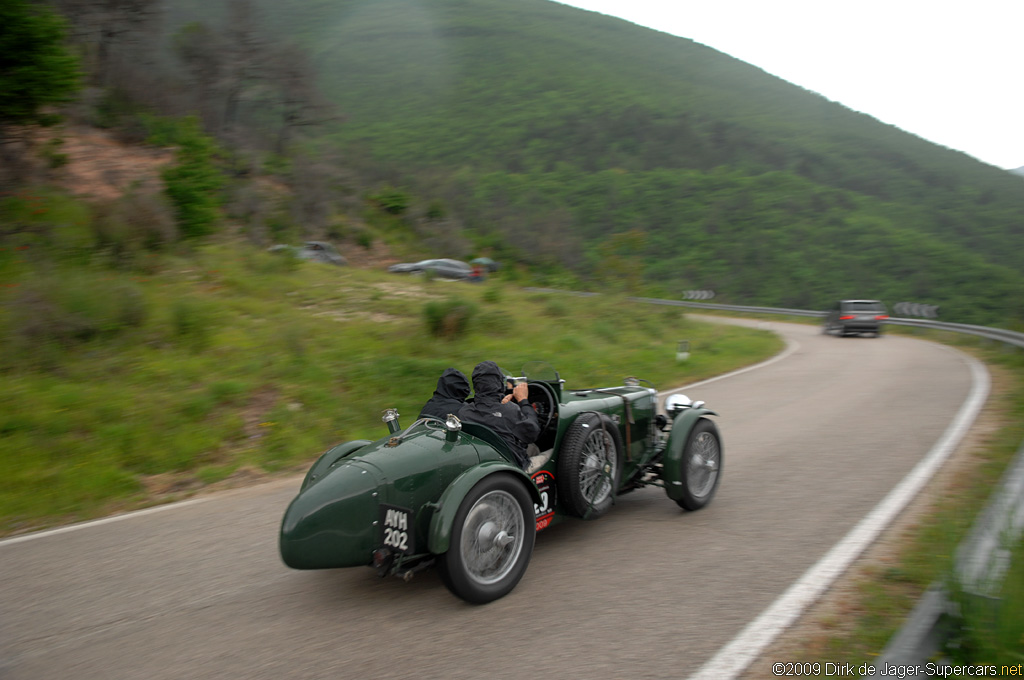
232;0;1023;323
12;0;1024;325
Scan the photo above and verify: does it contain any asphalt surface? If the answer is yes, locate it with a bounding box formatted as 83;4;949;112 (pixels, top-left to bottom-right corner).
0;320;979;680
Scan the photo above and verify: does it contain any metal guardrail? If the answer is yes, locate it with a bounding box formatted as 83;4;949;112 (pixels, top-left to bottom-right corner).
526;288;1024;670
528;287;1024;347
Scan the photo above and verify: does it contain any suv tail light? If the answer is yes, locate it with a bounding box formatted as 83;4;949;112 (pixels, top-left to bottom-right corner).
839;315;855;320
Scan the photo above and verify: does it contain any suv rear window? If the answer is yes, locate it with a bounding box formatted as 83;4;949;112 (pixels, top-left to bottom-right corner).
843;301;885;312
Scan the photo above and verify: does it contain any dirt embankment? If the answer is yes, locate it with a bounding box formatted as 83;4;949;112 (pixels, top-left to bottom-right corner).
17;124;401;266
4;124;174;201
55;126;174;200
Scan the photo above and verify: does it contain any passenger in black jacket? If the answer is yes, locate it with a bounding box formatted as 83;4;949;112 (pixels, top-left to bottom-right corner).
419;368;471;420
458;360;540;469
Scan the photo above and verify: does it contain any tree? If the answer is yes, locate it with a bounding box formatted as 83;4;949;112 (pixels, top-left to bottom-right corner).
0;0;80;139
173;21;225;130
219;0;265;139
267;42;337;154
596;229;647;292
48;0;160;87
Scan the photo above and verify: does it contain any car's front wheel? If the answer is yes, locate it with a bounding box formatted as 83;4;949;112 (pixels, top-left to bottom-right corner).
675;418;723;511
557;413;623;519
438;474;535;604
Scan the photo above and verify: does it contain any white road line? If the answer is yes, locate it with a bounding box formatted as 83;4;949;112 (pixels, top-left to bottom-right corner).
663;337;801;396
0;498;209;548
687;349;990;680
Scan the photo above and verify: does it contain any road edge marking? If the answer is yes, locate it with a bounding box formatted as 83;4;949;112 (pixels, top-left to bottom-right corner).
686;349;989;680
0;498;209;548
662;337;801;397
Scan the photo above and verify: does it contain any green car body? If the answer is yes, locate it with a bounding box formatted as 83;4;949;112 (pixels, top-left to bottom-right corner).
280;364;722;603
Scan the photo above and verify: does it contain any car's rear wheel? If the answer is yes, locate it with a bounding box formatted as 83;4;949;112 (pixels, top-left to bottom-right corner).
675;418;722;511
438;474;535;604
557;413;623;519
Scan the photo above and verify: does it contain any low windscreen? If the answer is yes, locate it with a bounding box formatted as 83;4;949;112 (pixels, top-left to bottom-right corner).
522;361;559;382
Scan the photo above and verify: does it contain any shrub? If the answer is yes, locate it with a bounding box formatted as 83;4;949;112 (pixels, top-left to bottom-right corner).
208;380;247;404
170;296;216;351
426;199;446;220
355;228;374;249
482;285;503;304
590;320;620;342
5;273;148;350
476;309;514;335
161;117;224;239
369;186;410;215
91;190;178;262
423;297;477;339
556;334;583;351
266;213;295;242
40;137;68;169
246;248;298;275
542;299;569;318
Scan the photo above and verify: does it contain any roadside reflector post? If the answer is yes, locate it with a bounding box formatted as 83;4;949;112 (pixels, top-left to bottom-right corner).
676;339;690;362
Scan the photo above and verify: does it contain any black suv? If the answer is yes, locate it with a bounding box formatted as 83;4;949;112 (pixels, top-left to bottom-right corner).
823;300;888;337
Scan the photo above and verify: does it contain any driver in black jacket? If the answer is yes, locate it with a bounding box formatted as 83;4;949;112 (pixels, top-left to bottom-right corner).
458;361;540;470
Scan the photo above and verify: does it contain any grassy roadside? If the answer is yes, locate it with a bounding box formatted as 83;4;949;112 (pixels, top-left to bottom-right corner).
946;532;1024;668
0;240;782;536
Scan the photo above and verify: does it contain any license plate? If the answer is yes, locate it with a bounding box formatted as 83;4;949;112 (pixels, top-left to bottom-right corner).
379;504;414;555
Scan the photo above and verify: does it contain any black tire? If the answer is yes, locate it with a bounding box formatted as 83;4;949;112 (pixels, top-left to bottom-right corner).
675;418;723;511
557;413;623;519
437;474;535;604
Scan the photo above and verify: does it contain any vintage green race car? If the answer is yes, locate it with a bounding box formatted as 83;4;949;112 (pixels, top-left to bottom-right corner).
279;362;722;604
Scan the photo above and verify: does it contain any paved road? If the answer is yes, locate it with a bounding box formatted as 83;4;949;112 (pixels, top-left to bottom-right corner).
0;321;980;680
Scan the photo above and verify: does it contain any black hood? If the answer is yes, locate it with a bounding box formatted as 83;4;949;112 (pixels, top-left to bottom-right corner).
470;360;506;401
434;368;470;401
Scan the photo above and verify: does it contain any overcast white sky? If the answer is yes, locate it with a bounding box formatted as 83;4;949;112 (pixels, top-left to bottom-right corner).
555;0;1023;170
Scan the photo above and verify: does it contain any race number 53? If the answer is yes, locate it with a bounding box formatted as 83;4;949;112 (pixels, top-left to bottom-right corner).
531;470;557;531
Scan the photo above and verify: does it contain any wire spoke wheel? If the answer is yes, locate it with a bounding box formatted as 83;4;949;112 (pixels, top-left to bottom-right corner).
557;413;623;519
686;431;720;500
674;418;723;511
579;429;616;507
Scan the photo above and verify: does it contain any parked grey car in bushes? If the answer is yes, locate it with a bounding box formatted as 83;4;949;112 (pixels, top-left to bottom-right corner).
822;299;889;337
268;241;347;266
387;258;472;279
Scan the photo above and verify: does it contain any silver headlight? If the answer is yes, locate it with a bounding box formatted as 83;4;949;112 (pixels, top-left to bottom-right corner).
665;394;692;415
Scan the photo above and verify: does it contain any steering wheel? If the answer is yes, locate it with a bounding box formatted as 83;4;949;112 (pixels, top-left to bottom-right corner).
527;381;558;430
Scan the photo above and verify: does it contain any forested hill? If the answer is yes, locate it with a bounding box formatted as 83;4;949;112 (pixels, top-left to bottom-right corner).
170;0;1024;322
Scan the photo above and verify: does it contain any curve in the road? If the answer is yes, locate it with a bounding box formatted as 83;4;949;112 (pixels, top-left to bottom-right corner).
689;349;989;680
